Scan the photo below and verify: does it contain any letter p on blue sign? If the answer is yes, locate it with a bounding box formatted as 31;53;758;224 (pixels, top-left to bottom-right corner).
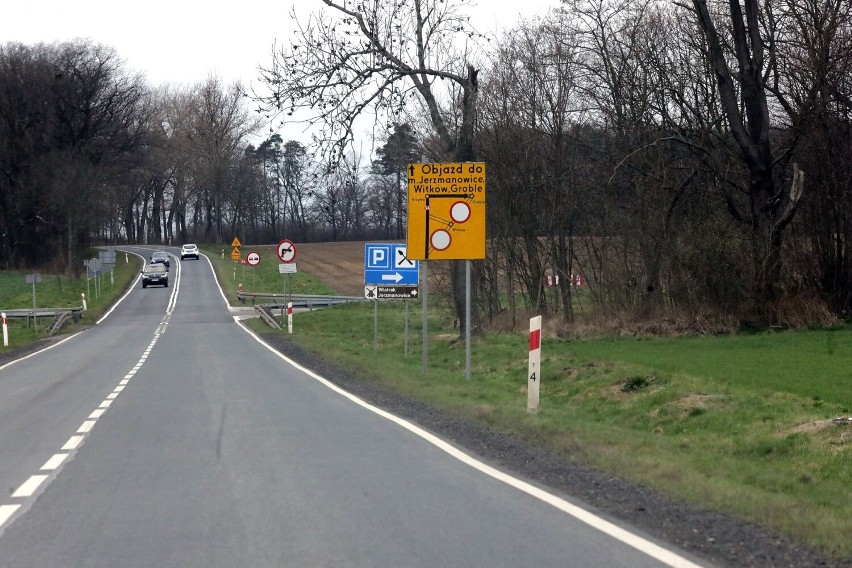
366;244;391;269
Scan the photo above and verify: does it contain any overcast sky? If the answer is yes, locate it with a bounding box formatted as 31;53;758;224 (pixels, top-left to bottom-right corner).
2;0;561;88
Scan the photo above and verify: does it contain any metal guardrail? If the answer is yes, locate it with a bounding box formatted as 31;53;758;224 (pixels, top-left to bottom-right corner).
237;293;365;310
1;307;84;336
254;306;281;329
2;307;84;320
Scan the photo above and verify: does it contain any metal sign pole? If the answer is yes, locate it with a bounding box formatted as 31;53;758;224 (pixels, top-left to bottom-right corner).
466;260;471;382
404;300;409;358
422;261;428;374
373;299;378;353
32;278;37;332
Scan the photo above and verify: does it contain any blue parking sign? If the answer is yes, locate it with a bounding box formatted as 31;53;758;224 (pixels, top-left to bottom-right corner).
365;243;419;285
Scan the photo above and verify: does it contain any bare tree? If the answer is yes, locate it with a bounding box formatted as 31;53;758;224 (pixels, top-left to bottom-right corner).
281;140;315;241
0;40;151;270
687;0;805;318
256;0;487;334
184;76;261;242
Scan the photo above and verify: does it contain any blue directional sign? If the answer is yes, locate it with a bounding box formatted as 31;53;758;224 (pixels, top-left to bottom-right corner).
365;243;419;286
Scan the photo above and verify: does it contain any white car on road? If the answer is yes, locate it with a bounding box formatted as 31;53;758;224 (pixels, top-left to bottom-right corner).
180;243;199;260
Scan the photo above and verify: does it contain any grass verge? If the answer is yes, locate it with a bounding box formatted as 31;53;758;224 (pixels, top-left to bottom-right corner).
233;293;851;559
0;253;142;353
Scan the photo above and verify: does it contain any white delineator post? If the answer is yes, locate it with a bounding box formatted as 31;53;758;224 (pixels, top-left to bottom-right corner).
528;315;542;414
287;302;293;334
2;312;8;347
81;293;87;311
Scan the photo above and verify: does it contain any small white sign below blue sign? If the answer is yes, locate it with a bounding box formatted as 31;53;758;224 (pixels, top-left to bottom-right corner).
365;243;419;286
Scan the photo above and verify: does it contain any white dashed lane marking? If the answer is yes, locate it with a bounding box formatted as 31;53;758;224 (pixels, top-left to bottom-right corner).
12;475;48;498
0;506;20;526
61;436;84;451
41;454;69;471
0;332;163;533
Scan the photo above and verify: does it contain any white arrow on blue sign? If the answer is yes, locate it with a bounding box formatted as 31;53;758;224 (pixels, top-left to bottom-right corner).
364;243;419;286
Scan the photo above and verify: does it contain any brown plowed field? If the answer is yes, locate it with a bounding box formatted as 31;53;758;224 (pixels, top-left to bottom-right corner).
294;241;377;295
254;240;404;296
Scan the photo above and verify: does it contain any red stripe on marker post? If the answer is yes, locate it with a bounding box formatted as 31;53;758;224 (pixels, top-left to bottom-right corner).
529;328;541;351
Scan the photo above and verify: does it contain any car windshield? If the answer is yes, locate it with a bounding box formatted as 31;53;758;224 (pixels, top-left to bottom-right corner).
143;265;165;273
152;252;168;260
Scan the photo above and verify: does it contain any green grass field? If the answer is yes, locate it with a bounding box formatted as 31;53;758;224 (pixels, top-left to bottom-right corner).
242;300;852;558
0;255;141;350
203;245;337;306
2;246;850;559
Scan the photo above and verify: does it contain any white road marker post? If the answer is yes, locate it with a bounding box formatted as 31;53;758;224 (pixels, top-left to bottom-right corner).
2;312;8;347
287;302;293;334
528;315;542;414
81;293;87;312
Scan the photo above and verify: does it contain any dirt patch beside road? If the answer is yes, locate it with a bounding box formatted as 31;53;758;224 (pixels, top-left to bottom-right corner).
292;241;374;296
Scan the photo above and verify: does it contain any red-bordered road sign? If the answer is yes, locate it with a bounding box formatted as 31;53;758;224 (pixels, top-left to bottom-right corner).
277;239;296;262
246;251;261;266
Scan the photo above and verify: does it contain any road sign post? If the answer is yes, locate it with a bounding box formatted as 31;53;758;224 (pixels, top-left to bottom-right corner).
25;274;42;332
246;251;261;289
406;162;486;381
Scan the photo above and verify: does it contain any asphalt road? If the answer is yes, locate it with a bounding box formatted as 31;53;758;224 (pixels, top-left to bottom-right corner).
0;248;711;568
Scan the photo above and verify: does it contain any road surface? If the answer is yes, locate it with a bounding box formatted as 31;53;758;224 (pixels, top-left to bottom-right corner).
0;247;710;567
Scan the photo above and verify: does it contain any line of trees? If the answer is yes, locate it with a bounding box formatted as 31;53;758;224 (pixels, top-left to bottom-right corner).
258;0;852;329
472;0;852;327
0;41;411;275
3;0;852;330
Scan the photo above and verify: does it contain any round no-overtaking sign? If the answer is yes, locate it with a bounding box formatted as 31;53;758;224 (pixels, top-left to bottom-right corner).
246;251;261;266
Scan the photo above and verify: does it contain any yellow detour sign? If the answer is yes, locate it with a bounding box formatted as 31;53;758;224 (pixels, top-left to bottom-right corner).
230;248;241;260
406;162;486;260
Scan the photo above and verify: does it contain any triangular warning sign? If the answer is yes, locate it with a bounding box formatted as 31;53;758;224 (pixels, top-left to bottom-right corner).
231;237;242;247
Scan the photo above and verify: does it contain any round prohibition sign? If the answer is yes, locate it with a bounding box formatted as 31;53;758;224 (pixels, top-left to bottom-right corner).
450;200;471;223
246;251;261;266
430;229;452;251
277;239;297;262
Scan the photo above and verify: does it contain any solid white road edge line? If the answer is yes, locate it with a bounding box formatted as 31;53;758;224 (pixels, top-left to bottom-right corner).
234;319;707;568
